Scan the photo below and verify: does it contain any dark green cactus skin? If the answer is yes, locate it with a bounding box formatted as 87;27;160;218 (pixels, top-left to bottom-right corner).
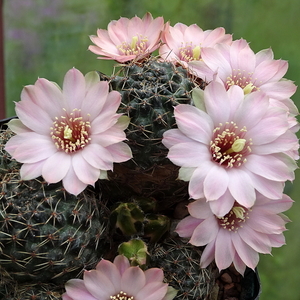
149;238;218;300
107;59;199;170
1;282;64;300
0;129;108;284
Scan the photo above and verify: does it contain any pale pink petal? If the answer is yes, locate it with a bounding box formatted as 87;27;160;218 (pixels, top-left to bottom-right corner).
63;68;86;110
105;142;132;163
175;216;201;238
20;161;44;180
162;129;194;149
62;165;88;195
247;172;284;199
84;269;115;299
238;226;271;254
95;259;122;290
188;161;214;199
189;215;219;246
42;151;71;183
174;104;213;144
167;142;210;167
245;154;294;181
200;241;216;268
203;165;229;200
81;143;114;170
7;118;30;134
246;212;286;234
231;233;259;270
33;78;65;117
64;279;97;300
9;134;57;163
121;267;146;296
72;152;100;185
209;190;235;217
188;199;213;219
232;252;247;275
136;282;168;300
15;99;53;135
81;81;109;119
261;80;297;100
204;81;231;125
215;230;235;270
247;116;289;145
227;168;255;208
144;268;164;284
233;91;269;129
113;255;131;276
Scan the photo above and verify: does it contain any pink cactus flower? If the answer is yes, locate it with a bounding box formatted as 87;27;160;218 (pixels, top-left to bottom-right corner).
159;22;232;67
62;255;176;300
175;193;293;275
89;13;165;63
5;68;132;195
162;82;298;216
189;39;297;102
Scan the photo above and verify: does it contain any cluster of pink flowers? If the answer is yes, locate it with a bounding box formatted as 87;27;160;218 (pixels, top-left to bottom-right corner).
89;12;298;274
5;12;298;298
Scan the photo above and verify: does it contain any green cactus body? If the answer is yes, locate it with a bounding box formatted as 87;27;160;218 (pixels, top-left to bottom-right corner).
100;58;204;208
0;129;108;284
1;282;64;300
150;238;219;300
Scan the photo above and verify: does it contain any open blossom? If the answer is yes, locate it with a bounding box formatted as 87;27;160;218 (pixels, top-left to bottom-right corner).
5;68;132;195
189;38;297;102
89;13;164;63
175;193;293;275
162;82;298;216
159;22;232;67
62;255;175;300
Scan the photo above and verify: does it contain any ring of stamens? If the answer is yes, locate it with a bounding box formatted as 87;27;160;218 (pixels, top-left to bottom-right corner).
118;35;149;56
50;108;91;153
179;42;201;62
110;291;134;300
226;69;261;94
210;121;252;168
217;203;250;232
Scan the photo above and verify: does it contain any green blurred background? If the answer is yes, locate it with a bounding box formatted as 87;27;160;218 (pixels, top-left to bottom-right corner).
3;1;300;299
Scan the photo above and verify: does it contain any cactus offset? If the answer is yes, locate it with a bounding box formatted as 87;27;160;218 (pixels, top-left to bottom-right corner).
150;238;219;300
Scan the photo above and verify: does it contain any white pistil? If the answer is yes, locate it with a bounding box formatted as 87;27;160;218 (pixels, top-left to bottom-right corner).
232;206;246;219
130;36;138;50
63;125;73;140
192;45;201;60
243;83;255;94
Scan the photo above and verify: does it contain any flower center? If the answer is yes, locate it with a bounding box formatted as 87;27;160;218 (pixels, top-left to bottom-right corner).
210;121;252;168
118;35;149;56
51;108;91;153
217;203;250;232
110;291;134;300
226;69;260;94
179;42;201;62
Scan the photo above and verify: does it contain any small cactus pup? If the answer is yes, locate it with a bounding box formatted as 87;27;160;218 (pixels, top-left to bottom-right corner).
99;57;206;208
0;128;109;284
149;237;219;300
